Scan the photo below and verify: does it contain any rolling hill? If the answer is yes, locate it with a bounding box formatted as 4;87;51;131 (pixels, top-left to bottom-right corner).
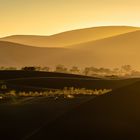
0;70;139;92
0;72;140;139
0;26;139;48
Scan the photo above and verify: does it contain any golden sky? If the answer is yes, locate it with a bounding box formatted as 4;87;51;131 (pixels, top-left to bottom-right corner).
0;0;140;37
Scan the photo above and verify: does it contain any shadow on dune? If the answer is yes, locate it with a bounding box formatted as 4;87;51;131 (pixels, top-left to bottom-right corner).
29;80;140;140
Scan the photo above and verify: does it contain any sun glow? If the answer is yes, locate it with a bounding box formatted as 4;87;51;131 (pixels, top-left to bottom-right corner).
0;0;140;37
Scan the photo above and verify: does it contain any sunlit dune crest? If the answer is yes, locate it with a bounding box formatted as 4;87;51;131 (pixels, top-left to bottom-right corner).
0;26;139;48
1;26;140;69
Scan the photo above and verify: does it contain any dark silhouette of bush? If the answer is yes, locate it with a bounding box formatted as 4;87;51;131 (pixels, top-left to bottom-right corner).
21;67;36;71
55;64;68;73
70;66;80;74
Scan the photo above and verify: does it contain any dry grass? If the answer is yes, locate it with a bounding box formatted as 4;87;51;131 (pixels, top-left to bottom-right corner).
1;88;112;101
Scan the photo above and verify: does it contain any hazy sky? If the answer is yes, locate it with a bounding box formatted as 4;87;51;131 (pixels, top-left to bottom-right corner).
0;0;140;37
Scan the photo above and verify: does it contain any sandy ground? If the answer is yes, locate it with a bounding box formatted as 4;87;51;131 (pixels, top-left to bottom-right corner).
0;95;95;140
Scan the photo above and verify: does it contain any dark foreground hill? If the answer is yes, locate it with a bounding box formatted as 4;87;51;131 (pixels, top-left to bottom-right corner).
0;70;94;80
0;76;140;140
0;70;100;91
0;70;139;91
29;80;140;140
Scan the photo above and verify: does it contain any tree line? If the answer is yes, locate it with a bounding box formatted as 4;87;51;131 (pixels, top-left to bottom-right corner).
0;65;139;77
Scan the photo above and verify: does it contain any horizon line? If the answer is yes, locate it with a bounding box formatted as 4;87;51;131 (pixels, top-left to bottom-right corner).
1;25;140;38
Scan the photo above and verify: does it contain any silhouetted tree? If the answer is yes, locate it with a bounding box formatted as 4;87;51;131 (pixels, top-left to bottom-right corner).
83;67;99;76
55;65;68;73
22;67;36;71
130;70;140;77
113;68;120;75
121;65;132;72
35;66;41;71
0;67;17;70
70;66;80;74
83;67;91;75
0;67;4;70
41;67;50;72
98;67;111;75
120;65;132;76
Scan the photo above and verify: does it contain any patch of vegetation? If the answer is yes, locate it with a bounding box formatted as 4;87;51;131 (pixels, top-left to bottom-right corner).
0;88;112;103
0;64;139;77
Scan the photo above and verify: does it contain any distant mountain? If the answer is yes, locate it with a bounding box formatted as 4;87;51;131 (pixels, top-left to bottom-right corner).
0;26;139;48
29;80;140;139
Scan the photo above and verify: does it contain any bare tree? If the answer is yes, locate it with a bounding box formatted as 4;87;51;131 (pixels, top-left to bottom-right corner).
41;67;50;72
83;67;91;76
22;66;36;71
121;65;132;75
55;65;68;73
70;66;80;74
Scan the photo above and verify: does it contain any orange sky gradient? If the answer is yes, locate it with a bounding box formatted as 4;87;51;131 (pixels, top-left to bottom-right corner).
0;0;140;37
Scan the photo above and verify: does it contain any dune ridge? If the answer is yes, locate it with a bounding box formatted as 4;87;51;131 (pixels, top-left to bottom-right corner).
1;26;139;48
1;26;140;69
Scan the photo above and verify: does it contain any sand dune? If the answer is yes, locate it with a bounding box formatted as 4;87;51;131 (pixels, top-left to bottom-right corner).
29;80;140;139
1;27;140;69
0;26;139;48
0;41;69;67
67;30;140;69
